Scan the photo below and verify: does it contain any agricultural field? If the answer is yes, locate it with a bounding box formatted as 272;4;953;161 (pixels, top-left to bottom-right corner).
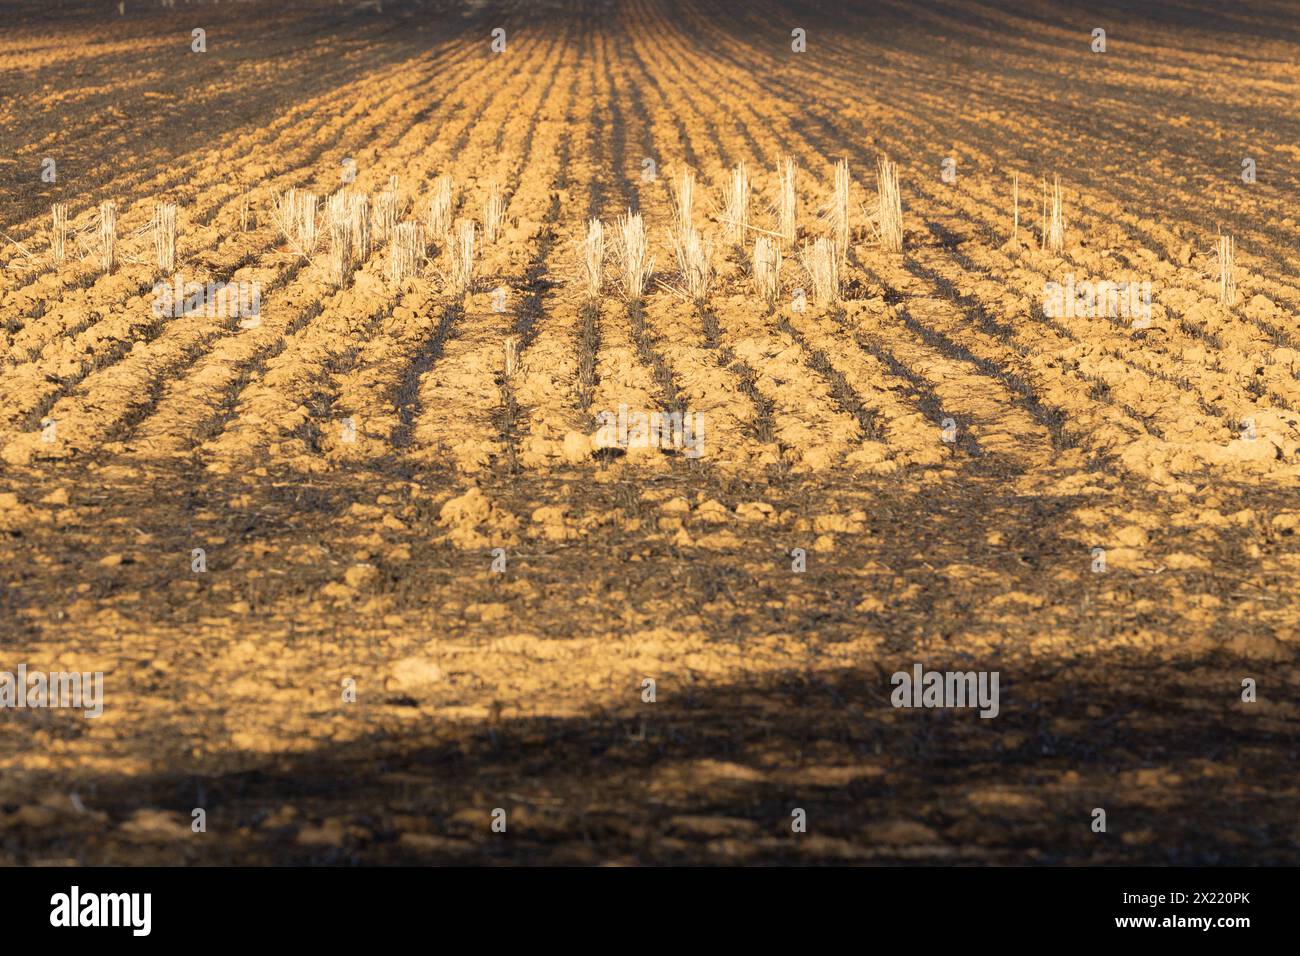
0;0;1298;866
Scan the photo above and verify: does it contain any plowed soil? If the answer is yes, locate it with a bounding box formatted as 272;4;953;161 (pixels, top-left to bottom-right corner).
1;0;1297;865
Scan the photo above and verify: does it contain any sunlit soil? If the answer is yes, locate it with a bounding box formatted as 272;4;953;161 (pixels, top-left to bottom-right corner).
0;0;1297;864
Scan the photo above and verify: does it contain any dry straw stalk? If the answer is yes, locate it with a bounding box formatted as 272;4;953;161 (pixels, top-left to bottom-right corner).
673;168;696;239
153;202;177;273
374;189;398;241
876;157;903;253
1043;175;1064;254
99;200;117;273
325;193;353;286
800;236;839;305
388;221;426;284
671;222;712;303
427;175;454;240
348;193;371;262
579;218;605;299
271;188;320;260
752;235;781;306
448;219;476;294
722;161;749;246
483;181;506;244
1217;233;1236;306
615;210;653;301
504;335;520;378
1012;172;1020;242
828;159;851;262
776;155;797;246
50;203;68;264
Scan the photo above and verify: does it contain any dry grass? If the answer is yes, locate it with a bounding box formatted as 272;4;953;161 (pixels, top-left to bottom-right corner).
98;200;116;273
388;221;425;284
578;218;604;299
752;235;781;307
152;202;177;274
875;157;903;253
800;235;839;305
1218;232;1237;306
50;203;68;264
614;209;654;301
